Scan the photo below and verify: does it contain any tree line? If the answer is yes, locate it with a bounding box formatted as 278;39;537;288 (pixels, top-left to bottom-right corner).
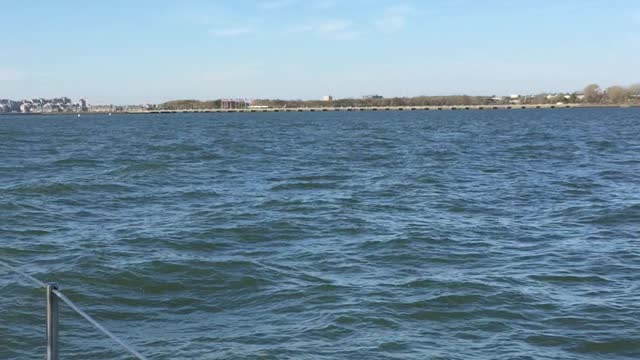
583;84;640;104
159;99;222;110
158;83;640;110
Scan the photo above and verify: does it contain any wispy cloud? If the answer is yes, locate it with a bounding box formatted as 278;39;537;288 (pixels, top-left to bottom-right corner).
209;27;254;37
258;0;297;10
290;19;359;39
0;68;22;81
375;5;413;32
633;9;640;23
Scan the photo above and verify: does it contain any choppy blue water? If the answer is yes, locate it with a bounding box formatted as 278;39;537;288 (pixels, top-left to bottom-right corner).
1;109;639;359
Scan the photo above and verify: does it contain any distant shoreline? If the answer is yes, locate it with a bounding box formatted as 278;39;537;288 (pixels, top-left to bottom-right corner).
1;103;638;116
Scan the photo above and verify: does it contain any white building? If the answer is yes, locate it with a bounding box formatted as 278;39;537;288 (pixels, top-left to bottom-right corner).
323;95;333;102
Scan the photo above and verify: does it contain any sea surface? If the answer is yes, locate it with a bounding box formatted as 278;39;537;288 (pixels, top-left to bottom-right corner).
1;109;639;360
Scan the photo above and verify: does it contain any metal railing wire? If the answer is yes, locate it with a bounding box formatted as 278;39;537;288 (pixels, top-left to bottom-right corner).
0;259;149;360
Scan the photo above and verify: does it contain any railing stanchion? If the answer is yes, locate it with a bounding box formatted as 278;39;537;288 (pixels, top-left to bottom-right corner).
2;260;148;360
46;283;59;360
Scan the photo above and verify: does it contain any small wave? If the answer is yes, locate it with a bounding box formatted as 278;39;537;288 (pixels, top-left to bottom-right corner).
7;182;133;195
391;295;483;310
571;338;640;354
149;144;203;153
53;158;98;167
377;341;409;351
181;190;221;199
529;274;611;284
1;229;51;236
0;202;46;212
8;183;74;195
358;238;413;250
588;140;616;151
596;169;629;180
292;175;350;182
579;204;640;225
416;176;439;184
112;162;168;174
410;310;474;321
199;152;223;161
301;324;354;340
270;182;338;191
526;334;572;347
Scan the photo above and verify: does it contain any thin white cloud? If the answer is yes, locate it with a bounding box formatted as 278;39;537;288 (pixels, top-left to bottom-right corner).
289;19;359;39
0;68;22;81
317;19;350;33
375;5;413;32
258;0;297;10
209;27;254;37
633;10;640;23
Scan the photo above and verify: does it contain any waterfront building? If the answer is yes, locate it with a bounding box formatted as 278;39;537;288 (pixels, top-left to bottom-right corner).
221;99;249;109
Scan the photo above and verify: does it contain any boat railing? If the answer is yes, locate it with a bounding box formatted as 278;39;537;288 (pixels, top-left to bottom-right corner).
0;260;149;360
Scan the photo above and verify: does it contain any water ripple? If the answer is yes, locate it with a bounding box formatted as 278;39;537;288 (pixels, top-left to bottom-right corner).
1;109;640;359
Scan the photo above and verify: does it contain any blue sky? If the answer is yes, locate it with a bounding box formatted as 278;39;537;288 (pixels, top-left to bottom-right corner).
0;0;638;104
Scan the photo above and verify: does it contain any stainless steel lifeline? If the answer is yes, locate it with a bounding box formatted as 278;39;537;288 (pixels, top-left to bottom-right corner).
0;259;149;360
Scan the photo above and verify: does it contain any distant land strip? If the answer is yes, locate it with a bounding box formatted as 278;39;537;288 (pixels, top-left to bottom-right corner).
3;83;639;115
2;103;639;116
